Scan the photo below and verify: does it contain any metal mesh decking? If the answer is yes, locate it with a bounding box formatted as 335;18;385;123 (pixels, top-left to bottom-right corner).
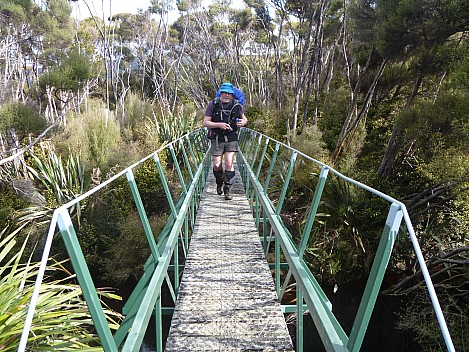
165;166;294;351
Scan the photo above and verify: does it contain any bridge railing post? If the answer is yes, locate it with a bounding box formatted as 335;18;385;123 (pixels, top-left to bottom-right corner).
126;169;160;260
237;128;456;352
347;203;403;351
169;143;187;194
279;165;331;305
297;286;304;352
56;208;118;352
19;128;210;352
179;137;194;181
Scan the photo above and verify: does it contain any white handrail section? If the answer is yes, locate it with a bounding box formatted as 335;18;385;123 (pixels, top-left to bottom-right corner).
18;210;59;352
240;129;455;351
17;130;205;352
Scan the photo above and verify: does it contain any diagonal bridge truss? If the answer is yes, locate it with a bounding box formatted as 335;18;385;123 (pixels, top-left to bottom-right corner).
18;128;455;352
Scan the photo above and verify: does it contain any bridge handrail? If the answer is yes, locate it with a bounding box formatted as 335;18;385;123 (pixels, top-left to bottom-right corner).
238;128;455;352
17;127;454;352
19;128;210;352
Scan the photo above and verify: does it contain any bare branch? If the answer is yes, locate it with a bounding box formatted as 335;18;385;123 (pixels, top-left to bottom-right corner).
0;117;62;166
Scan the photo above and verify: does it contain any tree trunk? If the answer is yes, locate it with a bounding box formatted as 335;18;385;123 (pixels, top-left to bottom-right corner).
303;0;328;128
291;5;317;138
331;49;373;163
274;13;286;109
377;72;424;177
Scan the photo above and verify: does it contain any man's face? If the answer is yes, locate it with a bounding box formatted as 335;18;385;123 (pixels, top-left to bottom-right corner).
220;91;233;103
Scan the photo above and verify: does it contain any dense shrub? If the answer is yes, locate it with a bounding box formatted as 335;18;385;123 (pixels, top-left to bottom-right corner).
0;102;46;139
57;100;122;172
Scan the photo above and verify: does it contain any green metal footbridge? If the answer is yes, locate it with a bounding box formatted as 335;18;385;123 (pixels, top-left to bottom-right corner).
18;128;455;351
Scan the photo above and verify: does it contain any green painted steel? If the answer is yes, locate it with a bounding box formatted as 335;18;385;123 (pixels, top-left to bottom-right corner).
297;287;304;352
126;169;159;259
179;138;194;181
238;148;349;351
347;203;403;351
297;165;329;259
275;239;281;296
20;127;455;352
56;209;118;352
155;294;163;352
278;165;329;301
169;144;187;194
276;151;297;215
237;128;455;352
19;129;210;352
154;153;178;218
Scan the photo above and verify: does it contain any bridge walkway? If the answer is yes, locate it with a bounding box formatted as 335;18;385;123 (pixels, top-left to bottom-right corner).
165;166;294;351
18;129;455;352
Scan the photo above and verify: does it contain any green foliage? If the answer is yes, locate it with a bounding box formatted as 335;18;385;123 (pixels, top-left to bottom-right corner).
304;177;371;284
0;102;47;138
403;91;468;159
102;212;167;283
398;289;468;351
0;178;44;228
244;104;268;133
36;0;74;60
0;184;31;230
423;147;469;184
290;125;331;165
134;160;168;215
0;0;35;22
86;116;121;169
231;9;252;30
45;0;73;25
264;106;289;140
337;119;367;174
39;50;92;92
371;0;469;65
176;0;190;12
27;149;85;210
319;87;350;152
58;100;122;171
122;92;156;143
0;224;122;350
75;18;103;56
146;103;196;145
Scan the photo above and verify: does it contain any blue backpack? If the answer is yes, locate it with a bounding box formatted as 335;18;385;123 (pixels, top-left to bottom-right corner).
215;85;245;105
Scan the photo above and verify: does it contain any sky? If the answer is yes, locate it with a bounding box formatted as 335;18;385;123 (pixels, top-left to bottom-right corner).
71;0;175;21
71;0;245;22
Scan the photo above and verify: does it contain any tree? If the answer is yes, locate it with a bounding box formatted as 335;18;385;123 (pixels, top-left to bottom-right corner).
375;0;469;177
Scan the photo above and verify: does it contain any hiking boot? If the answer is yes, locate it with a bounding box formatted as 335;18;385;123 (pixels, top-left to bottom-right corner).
223;185;232;200
217;185;223;195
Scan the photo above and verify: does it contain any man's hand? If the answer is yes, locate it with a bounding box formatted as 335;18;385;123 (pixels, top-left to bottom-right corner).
220;122;232;130
236;118;247;127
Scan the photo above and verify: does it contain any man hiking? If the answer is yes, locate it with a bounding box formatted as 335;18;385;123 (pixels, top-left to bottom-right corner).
203;82;248;200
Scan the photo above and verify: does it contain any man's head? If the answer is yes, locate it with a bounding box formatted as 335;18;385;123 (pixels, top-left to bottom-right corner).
219;82;234;103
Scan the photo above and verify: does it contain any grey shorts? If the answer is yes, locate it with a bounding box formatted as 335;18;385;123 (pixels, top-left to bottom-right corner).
210;140;238;156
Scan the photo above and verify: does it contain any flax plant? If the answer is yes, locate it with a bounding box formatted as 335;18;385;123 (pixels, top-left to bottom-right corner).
147;104;195;145
0;225;122;351
27;150;85;222
27;151;85;204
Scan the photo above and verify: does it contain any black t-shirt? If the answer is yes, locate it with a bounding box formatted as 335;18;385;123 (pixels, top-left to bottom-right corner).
205;99;243;141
